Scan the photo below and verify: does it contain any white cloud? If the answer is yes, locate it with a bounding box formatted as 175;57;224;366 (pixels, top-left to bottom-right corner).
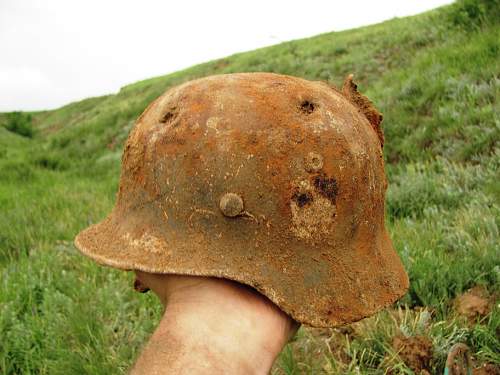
0;66;65;110
0;0;453;111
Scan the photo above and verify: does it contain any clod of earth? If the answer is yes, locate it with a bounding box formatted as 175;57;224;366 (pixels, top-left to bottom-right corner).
392;335;433;373
473;363;500;375
453;286;492;322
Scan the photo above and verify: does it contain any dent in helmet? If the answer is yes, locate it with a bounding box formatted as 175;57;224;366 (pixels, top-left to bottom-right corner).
304;152;324;173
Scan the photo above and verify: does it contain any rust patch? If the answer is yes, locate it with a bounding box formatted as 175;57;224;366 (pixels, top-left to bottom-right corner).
342;74;384;148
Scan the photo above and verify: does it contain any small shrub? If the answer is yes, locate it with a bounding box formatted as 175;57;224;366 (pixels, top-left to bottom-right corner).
3;112;34;138
33;155;69;171
0;159;35;182
448;0;500;30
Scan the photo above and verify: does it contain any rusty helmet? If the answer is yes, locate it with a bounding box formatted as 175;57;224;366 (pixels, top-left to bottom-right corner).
75;72;408;327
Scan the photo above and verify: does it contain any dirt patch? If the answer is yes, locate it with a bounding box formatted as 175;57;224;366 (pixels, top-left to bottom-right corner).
473;363;500;375
392;335;433;373
453;286;492;321
289;179;337;239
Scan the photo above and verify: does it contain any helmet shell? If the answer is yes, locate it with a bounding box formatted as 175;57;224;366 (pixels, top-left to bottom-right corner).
75;72;408;327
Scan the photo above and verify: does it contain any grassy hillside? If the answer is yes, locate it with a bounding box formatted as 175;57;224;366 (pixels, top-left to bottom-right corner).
1;0;499;373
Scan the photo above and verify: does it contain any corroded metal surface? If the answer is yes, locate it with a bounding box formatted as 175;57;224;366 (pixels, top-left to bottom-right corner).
75;72;409;327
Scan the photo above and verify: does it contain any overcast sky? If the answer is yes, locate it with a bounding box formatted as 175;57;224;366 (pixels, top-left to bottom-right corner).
0;0;453;112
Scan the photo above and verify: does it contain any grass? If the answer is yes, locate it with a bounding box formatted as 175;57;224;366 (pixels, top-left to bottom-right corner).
1;0;499;373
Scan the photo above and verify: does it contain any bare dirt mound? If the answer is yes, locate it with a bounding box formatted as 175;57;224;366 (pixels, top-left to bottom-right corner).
473;363;500;375
392;335;433;373
453;286;492;321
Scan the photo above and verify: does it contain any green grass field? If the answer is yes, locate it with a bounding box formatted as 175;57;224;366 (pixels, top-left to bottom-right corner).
1;0;499;373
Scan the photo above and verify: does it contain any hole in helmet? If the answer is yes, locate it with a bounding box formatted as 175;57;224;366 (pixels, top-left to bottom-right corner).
299;100;316;114
292;191;313;208
160;107;178;124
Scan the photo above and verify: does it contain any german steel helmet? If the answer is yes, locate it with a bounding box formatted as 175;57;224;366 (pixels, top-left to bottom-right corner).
75;72;409;327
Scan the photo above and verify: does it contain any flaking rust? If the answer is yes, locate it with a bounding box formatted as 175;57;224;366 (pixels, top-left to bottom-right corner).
75;72;409;328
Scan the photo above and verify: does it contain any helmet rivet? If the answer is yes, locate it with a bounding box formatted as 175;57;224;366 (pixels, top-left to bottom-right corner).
304;152;324;173
219;193;244;217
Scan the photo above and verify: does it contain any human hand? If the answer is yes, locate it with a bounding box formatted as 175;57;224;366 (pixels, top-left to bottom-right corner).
131;271;299;374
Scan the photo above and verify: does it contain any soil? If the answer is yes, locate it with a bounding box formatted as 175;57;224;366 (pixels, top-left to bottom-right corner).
454;286;492;321
473;364;500;375
392;335;433;373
